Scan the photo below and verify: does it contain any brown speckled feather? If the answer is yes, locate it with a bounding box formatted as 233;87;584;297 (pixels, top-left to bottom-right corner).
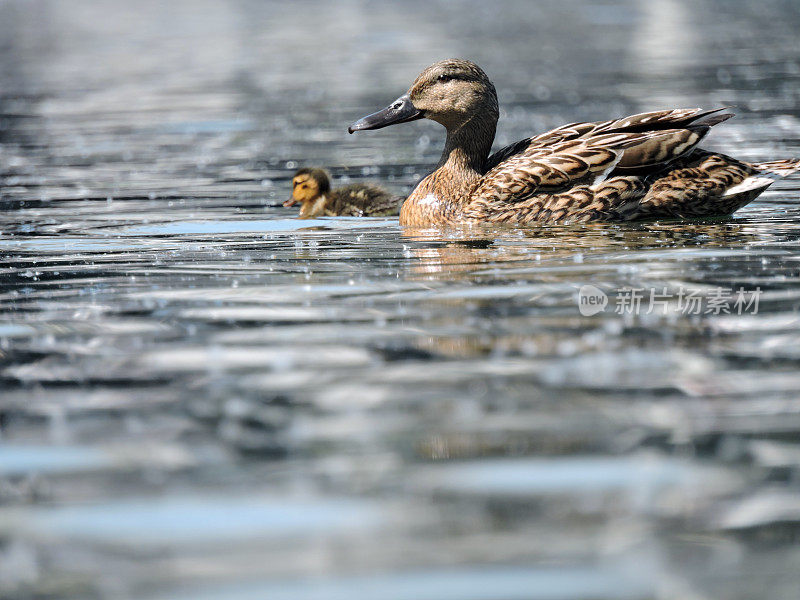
456;107;796;224
465;151;800;225
471;116;715;216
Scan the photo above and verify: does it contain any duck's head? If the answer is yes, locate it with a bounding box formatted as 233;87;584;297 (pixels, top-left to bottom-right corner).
284;168;330;216
349;59;498;133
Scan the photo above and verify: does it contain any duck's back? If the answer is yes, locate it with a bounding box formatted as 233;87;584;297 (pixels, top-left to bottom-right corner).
327;183;402;217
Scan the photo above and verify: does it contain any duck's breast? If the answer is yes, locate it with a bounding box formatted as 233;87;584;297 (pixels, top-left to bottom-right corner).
400;189;453;226
400;168;474;226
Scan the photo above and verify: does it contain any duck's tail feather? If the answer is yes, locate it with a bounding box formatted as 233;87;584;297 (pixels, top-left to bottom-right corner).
687;107;735;128
751;158;800;179
720;177;775;208
718;158;799;209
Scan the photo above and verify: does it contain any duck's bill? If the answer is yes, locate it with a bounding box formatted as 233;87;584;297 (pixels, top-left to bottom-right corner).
348;95;424;133
283;198;297;207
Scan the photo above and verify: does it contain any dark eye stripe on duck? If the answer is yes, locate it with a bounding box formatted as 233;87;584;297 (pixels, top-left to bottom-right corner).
407;59;491;95
293;168;330;193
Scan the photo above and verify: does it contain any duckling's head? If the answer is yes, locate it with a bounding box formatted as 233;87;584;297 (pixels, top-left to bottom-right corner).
284;168;331;215
349;59;498;133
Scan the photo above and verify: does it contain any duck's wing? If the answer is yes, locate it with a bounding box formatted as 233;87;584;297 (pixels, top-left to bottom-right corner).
484;108;732;173
473;108;733;211
484;121;601;172
590;107;734;135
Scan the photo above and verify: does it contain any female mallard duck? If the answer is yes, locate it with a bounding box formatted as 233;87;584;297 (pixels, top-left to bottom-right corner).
349;59;800;227
283;168;402;218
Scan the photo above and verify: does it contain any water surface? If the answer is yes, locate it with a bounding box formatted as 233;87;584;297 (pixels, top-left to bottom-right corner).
2;1;800;599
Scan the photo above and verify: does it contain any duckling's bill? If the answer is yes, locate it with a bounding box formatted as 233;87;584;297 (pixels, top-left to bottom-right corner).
348;94;423;133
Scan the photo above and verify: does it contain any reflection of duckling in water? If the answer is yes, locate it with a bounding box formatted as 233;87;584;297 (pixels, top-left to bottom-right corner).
283;168;402;218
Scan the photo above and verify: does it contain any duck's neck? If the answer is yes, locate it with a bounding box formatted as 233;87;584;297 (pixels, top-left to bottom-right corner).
438;113;497;179
400;110;497;226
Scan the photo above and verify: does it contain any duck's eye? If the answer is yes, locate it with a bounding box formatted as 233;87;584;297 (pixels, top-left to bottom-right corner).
437;74;452;83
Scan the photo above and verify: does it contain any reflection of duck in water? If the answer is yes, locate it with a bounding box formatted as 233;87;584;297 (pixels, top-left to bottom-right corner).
400;219;766;280
349;59;800;227
283;168;402;218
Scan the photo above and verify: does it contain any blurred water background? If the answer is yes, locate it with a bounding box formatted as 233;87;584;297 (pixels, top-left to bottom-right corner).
2;0;800;598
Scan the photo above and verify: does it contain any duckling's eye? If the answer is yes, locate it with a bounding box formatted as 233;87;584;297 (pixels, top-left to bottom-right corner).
437;74;452;83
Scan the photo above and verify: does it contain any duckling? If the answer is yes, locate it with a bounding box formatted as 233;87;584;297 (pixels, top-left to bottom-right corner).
349;59;800;227
283;168;402;218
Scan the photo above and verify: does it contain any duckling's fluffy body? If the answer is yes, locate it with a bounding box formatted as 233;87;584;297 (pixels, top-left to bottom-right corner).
349;59;800;227
285;168;401;218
